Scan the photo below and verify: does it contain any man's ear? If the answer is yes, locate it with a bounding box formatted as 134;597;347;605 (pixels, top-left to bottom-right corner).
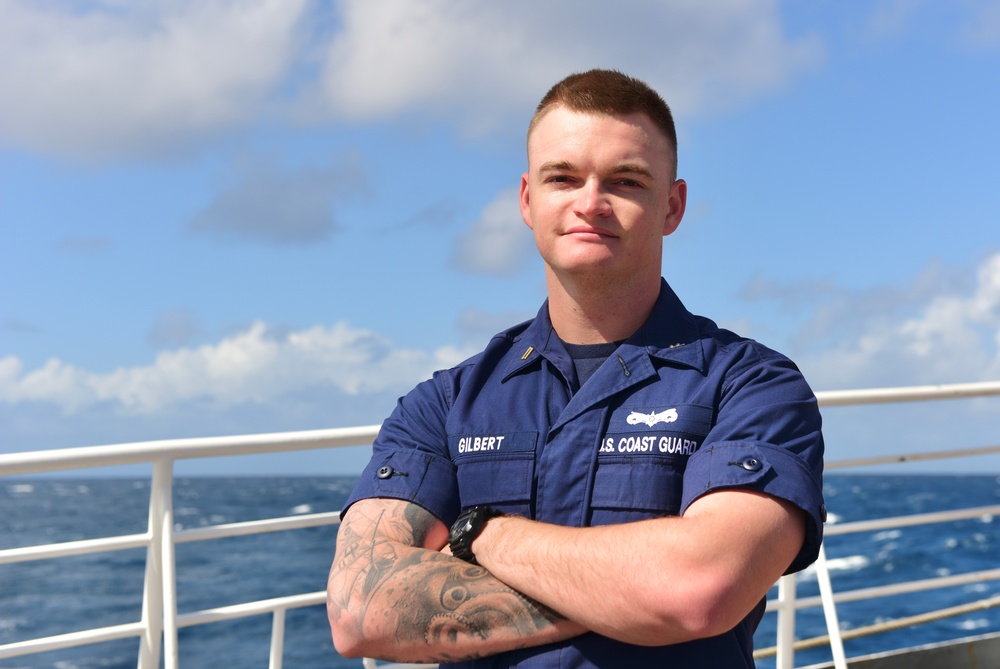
519;173;533;230
662;179;687;237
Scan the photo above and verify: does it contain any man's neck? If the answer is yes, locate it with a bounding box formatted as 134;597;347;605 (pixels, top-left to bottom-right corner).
545;269;661;344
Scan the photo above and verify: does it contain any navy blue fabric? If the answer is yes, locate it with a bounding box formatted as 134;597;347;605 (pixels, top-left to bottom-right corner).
343;279;825;668
564;340;620;388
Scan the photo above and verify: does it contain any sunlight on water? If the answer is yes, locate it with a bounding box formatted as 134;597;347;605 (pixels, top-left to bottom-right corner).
798;554;871;580
826;555;871;571
873;529;901;541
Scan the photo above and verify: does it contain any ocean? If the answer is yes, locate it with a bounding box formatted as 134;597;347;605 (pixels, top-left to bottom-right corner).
2;474;998;668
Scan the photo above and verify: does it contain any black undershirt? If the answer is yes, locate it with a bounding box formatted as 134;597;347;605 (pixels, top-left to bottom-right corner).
563;340;621;389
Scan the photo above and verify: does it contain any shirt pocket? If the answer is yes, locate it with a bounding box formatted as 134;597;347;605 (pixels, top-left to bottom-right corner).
591;403;713;523
449;431;537;516
590;456;685;523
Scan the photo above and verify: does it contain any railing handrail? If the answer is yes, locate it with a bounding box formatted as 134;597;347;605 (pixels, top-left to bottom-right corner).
2;379;1000;668
4;380;1000;477
0;510;346;565
0;424;382;476
814;380;1000;407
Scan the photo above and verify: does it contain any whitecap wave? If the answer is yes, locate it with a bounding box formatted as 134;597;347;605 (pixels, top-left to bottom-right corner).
0;616;23;632
798;554;870;579
873;530;901;541
827;555;870;571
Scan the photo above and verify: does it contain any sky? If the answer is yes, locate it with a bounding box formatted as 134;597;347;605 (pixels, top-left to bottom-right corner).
2;0;999;476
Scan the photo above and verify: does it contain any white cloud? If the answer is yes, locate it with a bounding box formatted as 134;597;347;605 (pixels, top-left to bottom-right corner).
319;0;823;129
452;188;534;275
0;0;822;159
0;321;473;414
795;253;1000;389
0;0;308;159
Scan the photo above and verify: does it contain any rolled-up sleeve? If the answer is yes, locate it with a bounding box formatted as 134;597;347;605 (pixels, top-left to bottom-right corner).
342;374;461;526
680;350;825;574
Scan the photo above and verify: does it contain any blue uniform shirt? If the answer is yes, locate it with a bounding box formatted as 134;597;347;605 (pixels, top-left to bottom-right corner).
344;279;825;668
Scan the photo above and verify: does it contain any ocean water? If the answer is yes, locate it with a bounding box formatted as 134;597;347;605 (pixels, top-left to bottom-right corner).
1;474;998;668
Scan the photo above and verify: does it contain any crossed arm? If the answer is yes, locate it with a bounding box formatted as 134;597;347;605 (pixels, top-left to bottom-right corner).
327;489;804;661
326;498;586;663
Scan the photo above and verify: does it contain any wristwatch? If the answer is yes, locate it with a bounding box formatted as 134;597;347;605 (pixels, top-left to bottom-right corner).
449;506;504;565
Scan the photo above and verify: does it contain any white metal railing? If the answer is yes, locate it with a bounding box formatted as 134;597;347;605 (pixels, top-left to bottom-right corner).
2;381;1000;668
759;499;1000;668
0;425;381;668
759;379;1000;669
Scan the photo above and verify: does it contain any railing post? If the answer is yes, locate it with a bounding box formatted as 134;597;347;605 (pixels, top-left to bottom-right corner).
138;461;166;668
269;609;286;669
816;543;848;669
775;573;797;669
138;459;179;669
159;460;180;669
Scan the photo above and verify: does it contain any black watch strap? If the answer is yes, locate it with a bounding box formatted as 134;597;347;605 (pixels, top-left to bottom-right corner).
449;506;504;564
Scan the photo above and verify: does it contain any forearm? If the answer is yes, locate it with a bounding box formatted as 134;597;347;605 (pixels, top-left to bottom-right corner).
472;491;804;645
472;517;700;644
327;500;585;663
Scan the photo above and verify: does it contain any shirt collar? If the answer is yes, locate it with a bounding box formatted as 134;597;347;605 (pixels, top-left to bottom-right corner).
628;278;706;373
504;278;707;379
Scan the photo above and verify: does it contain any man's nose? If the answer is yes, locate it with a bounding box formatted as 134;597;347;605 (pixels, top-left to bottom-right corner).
573;179;612;218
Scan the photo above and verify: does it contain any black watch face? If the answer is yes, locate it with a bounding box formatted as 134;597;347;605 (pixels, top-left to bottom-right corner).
450;518;469;542
450;508;484;562
455;510;474;533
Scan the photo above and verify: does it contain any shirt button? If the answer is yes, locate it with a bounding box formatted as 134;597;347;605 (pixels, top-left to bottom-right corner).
739;457;762;472
377;466;394;479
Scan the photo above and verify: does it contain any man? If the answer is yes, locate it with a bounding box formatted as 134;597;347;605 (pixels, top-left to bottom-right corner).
327;69;825;668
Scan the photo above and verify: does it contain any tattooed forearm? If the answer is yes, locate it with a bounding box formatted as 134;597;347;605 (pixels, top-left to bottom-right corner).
328;499;574;663
393;552;565;656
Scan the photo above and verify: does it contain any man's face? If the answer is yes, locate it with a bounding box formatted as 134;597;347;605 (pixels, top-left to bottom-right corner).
520;106;686;285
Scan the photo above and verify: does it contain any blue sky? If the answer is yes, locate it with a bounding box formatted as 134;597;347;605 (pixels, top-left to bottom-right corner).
2;1;999;475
